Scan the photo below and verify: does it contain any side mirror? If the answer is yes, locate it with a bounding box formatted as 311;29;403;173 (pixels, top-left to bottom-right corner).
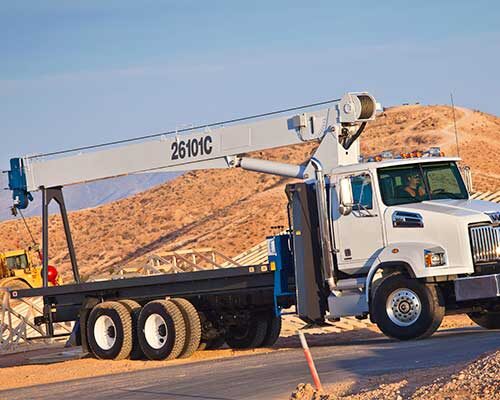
339;178;353;216
459;165;473;193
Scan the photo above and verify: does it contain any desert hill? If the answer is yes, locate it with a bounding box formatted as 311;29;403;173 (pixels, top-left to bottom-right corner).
0;104;498;279
0;172;178;221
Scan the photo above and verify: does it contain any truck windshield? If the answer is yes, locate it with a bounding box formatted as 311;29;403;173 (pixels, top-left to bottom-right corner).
377;162;468;206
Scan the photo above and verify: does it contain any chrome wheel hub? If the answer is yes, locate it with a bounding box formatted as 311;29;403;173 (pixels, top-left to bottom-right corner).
386;288;422;327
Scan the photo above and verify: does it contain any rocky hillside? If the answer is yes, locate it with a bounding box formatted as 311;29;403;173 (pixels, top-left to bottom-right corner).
0;104;498;279
0;172;178;221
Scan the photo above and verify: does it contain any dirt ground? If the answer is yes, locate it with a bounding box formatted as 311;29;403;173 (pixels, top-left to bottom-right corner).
290;350;500;400
288;317;498;400
0;315;476;392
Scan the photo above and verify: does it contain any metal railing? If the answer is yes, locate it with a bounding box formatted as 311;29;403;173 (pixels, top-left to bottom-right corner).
470;190;500;203
0;288;72;353
147;248;242;273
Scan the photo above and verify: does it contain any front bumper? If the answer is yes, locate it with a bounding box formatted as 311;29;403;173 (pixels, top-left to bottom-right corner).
454;273;500;302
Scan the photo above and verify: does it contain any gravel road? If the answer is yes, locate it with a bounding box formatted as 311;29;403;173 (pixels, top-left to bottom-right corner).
1;327;498;400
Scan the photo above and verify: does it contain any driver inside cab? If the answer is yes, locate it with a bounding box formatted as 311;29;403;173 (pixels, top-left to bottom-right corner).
398;173;426;200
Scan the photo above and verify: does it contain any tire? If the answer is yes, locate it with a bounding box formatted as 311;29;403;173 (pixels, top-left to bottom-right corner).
170;298;201;358
1;279;30;290
86;301;133;360
1;279;31;306
138;300;186;360
372;273;444;340
199;335;226;351
468;311;500;329
118;299;144;360
225;318;268;349
260;315;282;347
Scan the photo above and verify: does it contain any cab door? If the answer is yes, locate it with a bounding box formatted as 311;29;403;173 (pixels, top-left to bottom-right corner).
332;172;384;275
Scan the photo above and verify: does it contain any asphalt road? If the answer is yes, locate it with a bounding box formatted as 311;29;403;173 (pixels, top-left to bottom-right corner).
2;327;499;400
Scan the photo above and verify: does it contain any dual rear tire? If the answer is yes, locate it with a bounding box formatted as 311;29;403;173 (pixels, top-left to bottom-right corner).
85;300;282;359
86;298;201;361
86;301;133;360
224;313;282;349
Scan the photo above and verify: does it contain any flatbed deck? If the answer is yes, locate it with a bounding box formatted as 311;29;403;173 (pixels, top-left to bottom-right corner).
10;265;277;323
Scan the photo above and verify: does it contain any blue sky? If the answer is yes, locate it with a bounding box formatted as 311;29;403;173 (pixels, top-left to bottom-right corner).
1;1;499;171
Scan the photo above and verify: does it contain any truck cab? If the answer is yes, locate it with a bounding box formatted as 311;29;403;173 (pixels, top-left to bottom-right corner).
333;155;498;279
272;150;500;340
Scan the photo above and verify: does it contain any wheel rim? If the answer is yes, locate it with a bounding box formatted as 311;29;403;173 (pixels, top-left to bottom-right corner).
94;315;117;350
144;313;168;349
230;325;250;340
386;288;422;327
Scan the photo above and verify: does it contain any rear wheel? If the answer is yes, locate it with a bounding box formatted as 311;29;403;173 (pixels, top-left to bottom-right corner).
225;317;268;349
118;299;144;360
468;311;500;329
199;334;226;350
372;273;444;340
86;301;133;360
138;300;186;360
170;298;201;358
260;314;281;347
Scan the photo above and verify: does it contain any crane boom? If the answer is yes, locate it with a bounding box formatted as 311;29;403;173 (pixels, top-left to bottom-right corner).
8;92;378;209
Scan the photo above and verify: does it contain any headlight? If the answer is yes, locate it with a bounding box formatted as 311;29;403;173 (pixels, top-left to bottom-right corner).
424;249;446;267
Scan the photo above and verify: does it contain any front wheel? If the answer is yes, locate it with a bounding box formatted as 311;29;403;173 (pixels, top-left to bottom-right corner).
372;273;444;340
468;311;500;329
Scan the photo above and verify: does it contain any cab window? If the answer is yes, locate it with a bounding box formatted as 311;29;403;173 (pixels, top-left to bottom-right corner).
6;254;28;270
351;175;373;210
378;162;468;206
424;163;466;199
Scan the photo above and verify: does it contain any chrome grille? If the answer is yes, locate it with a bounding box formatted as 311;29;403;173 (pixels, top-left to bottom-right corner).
470;225;500;263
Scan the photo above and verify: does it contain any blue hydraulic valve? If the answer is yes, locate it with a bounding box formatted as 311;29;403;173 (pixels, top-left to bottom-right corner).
8;158;33;210
267;233;295;316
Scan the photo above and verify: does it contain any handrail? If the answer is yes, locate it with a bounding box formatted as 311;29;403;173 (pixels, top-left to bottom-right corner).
1;287;72;353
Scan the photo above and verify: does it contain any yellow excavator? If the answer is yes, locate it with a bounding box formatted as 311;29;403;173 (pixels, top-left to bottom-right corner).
0;247;61;291
1;207;61;295
1;248;41;290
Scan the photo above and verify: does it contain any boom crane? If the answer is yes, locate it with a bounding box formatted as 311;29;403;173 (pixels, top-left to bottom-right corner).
6;92;377;319
9;93;377;206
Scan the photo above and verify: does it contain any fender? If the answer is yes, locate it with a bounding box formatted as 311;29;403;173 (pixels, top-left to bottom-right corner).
365;242;444;303
0;277;32;298
0;277;31;287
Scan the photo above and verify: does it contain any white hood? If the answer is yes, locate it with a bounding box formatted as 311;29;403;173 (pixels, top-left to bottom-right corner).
383;198;500;274
401;199;500;223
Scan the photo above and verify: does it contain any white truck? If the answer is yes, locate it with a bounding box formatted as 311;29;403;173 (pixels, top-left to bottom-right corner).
6;92;500;361
270;147;500;340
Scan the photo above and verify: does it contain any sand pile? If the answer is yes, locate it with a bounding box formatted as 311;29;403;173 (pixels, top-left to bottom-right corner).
412;350;500;400
289;350;500;400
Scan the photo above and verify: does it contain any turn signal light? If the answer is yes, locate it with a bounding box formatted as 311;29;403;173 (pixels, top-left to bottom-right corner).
424;249;446;268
